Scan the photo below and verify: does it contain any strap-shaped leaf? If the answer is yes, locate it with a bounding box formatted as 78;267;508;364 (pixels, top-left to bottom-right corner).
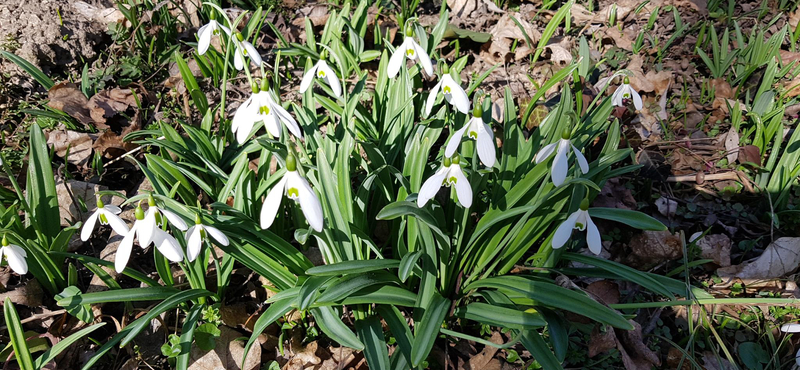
298;276;333;310
316;271;399;303
120;289;213;346
355;316;390;370
563;253;674;298
243;296;295;364
4;298;34;370
411;293;450;366
588;208;667;231
520;330;564;370
398;250;423;282
377;305;414;370
176;305;203;370
34;323;106;369
56;286;179;307
27;123;60;240
305;259;400;276
454;302;546;329
310;306;364;350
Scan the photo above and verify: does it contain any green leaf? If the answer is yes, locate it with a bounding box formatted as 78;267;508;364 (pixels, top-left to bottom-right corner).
243;297;295;364
298;276;333;310
411;293;450;366
520;330;564;370
34;323;106;369
0;51;54;89
454;302;546;329
311;306;365;350
50;252;160;286
398;250;423;282
562;253;674;298
120;289;213;346
4;298;34;370
57;286;179;307
177;305;203;370
55;286;94;323
377;305;413;370
27;123;60;240
356;316;390;370
194;323;221;351
316;271;399;303
588;208;667;231
305;259;400;276
339;285;418;307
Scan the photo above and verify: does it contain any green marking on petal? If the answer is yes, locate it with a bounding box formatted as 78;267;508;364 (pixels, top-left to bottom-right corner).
287;187;299;198
317;70;326;78
448;176;458;185
443;86;451;94
200;227;207;239
99;213;109;225
259;106;270;115
575;222;584;229
406;48;415;57
468;131;478;139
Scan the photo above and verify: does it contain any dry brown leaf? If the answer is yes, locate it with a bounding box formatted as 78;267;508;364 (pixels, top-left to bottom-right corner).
467;332;503;369
485;14;541;63
87;88;139;127
447;0;479;18
701;351;736;370
709;78;733;99
47;82;94;126
586;280;620;305
545;44;573;65
722;129;740;164
47;130;94;167
55;179;109;227
189;326;261;370
0;280;43;307
717;237;800;279
738;145;761;166
284;340;321;370
588;326;616;358
618;320;661;370
691;233;732;267
72;1;126;25
624;231;683;270
592;178;637;210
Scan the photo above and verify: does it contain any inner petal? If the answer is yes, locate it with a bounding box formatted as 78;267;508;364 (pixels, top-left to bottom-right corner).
406;48;415;57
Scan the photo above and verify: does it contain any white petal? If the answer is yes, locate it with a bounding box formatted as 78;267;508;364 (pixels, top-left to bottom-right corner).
104;204;122;214
138;213;157;249
443;76;470;114
161;208;188;230
4;245;27;275
387;38;411;78
217;23;231;36
585;215;602;255
417;168;447;207
551;141;570;186
476;123;496;167
424;80;443;117
631;89;643;110
186;225;203;262
234;45;244;70
104;212;130;236
231;95;253;135
153;230;184;262
611;84;625;106
444;124;469;158
412;40;433;76
781;324;800;333
572;144;589;174
796;348;800;366
262;112;281;138
291;173;324;232
534;142;558;164
204;226;229;246
451;166;472;208
272;102;302;138
260;177;287;229
236;111;257;143
552;212;579;249
299;62;318;93
80;211;100;241
244;42;262;66
197;23;213;55
319;62;342;97
115;227;136;273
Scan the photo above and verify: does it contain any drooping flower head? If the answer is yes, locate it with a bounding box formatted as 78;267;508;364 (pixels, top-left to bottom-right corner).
534;130;589;187
232;79;302;144
233;32;262;71
260;153;324;232
418;154;472;208
197;12;231;55
81;199;129;241
611;76;643;111
140;195;188;250
186;213;229;262
299;50;342;97
780;323;800;366
387;23;433;78
425;63;470;116
445;105;496;167
116;203;184;273
0;235;27;275
552;199;602;255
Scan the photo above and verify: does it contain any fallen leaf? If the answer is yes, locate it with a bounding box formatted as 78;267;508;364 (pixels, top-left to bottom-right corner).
87;88;139;128
72;1;126;24
690;233;732;267
467;332;503;369
47;82;94;126
738;145;761;166
723;129;739;164
655;197;677;217
701;351;736;370
717;237;800;279
586;280;620;305
55;179;109;227
709;78;733;99
47;130;94;167
447;0;479;18
592;178;637;210
624;231;683;270
545;44;573;65
189;326;261;370
618;320;661;370
588;326;616;358
0;280;43;307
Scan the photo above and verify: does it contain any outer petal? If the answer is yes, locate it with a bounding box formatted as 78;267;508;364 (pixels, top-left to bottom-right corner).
244;42;262;66
292;174;324;232
204;226;229;246
319;62;342;97
424;80;442;117
138;211;157;249
476;123;496;167
231;95;253;135
262;112;281;138
451;166;472;208
161;208;188;230
782;324;800;333
631;89;643;110
551;141;570;186
417;168;447;207
611;84;625;106
412;40;433;76
236;111;258;143
534;142;558;164
387;38;411;78
104;212;130;236
115;224;137;273
585;215;602;255
80;211;100;241
260;177;287;229
443;76;470;114
572;144;589;174
4;245;27;275
444;124;469;158
197;23;213;55
186;225;202;262
552;212;580;249
234;45;244;70
299;62;318;93
217;23;231;36
104;204;122;214
272;102;302;138
153;230;184;262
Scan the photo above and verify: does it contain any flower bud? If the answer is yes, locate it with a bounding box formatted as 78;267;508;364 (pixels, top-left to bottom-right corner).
286;153;297;172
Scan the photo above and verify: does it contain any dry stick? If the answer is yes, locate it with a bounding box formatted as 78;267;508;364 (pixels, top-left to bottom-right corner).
666;172;741;182
102;136;166;168
0;309;67;332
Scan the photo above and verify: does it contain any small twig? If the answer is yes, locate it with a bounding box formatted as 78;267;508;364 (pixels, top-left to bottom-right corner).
0;309;67;332
103;136;165;168
666;172;740;183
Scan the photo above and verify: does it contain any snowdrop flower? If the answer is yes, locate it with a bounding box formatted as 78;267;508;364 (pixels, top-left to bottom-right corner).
81;199;129;241
425;64;470;116
445;105;496;167
196;13;230;55
116;204;184;273
611;77;642;110
781;324;800;366
233;32;262;71
534;131;589;187
387;25;433;78
552;199;601;255
260;153;323;232
418;154;472;208
186;214;229;262
299;52;341;97
0;236;27;275
232;82;302;144
140;195;188;251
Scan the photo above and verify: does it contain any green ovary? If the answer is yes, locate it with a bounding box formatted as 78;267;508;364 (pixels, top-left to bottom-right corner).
287;187;299;198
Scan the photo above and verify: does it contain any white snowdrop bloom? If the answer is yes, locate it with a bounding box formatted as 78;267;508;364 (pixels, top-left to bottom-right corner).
611;77;643;110
260;154;323;232
196;17;230;55
552;200;601;255
232;84;302;144
387;27;433;78
445;106;496;167
425;65;470;116
233;33;262;71
185;214;229;262
0;236;27;275
417;154;472;208
534;133;589;187
781;324;800;366
116;205;184;273
139;196;188;251
299;55;341;97
80;199;129;241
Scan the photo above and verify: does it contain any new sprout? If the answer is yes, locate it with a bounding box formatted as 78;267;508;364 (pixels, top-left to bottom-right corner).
445;105;496;167
260;153;324;232
552;199;601;254
534;130;589;187
418;154;472;208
